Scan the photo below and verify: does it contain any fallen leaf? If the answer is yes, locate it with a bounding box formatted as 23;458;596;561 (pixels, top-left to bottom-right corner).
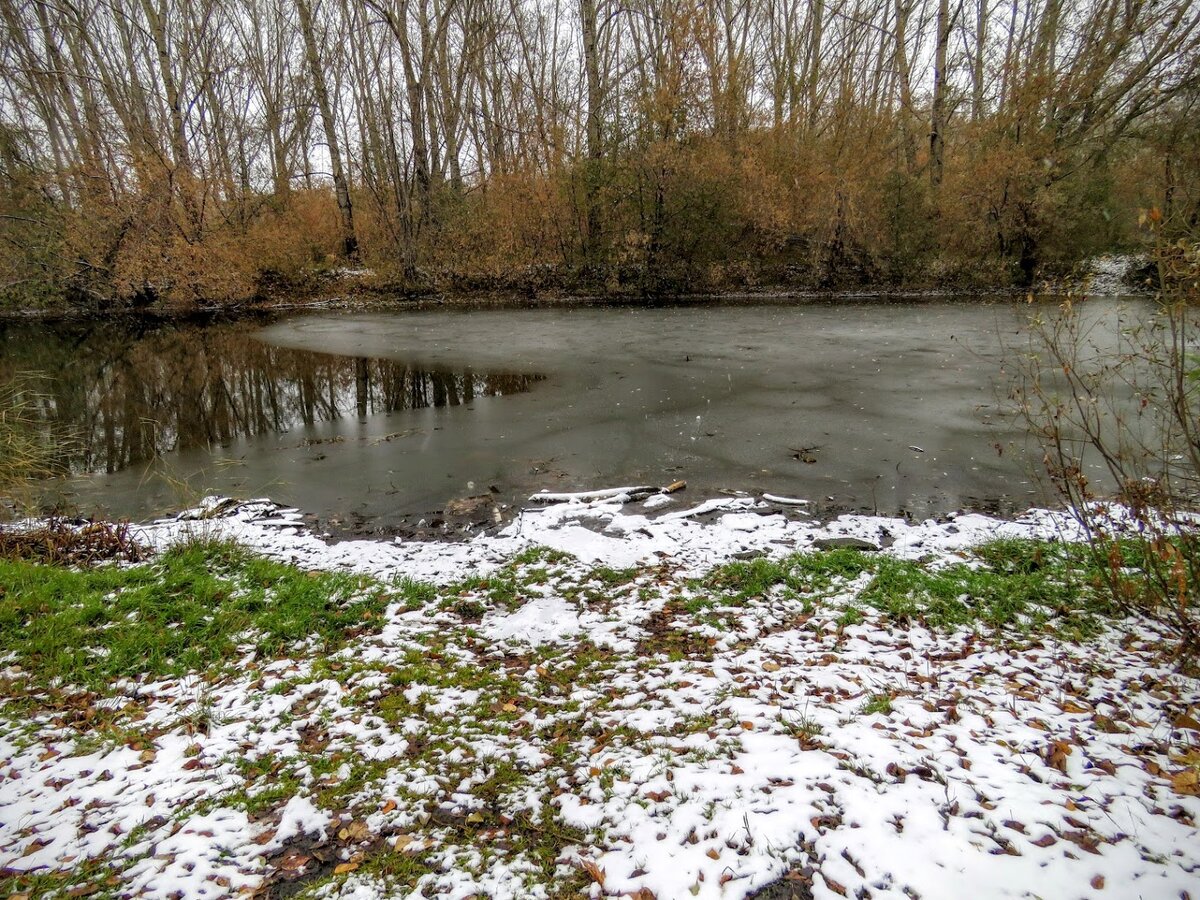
1031;834;1057;848
1171;769;1199;796
280;852;311;872
381;799;397;813
823;874;847;896
333;862;360;875
1047;740;1072;773
706;848;720;860
298;725;329;753
1091;875;1105;890
1064;830;1102;854
762;661;781;672
338;821;370;842
579;859;605;887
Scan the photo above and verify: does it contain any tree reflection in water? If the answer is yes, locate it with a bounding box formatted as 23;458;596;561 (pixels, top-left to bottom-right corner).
0;318;541;476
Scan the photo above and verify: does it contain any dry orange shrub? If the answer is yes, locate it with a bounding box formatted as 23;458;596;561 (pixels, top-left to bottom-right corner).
101;184;342;306
8;106;1188;309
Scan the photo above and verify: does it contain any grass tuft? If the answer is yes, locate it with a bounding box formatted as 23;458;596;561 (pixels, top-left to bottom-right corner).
0;539;405;691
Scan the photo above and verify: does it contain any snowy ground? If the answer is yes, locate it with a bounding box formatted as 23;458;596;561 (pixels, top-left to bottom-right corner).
1;496;1198;899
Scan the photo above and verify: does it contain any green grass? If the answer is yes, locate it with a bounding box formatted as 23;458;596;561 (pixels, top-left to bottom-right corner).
0;538;418;691
0;860;123;900
0;537;1119;701
697;540;1114;635
858;540;1108;632
701;549;874;604
860;693;893;716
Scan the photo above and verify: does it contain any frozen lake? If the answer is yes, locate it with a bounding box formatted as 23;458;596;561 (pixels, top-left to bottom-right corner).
5;297;1138;533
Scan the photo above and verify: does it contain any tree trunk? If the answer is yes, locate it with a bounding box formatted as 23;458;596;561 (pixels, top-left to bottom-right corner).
805;0;824;133
296;0;358;259
972;0;989;121
138;0;191;176
580;0;603;258
930;0;951;189
894;0;917;173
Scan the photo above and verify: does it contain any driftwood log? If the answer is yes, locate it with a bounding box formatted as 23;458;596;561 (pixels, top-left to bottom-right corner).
530;481;686;504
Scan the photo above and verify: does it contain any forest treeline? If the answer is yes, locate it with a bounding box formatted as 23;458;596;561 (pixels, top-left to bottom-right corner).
1;0;1199;308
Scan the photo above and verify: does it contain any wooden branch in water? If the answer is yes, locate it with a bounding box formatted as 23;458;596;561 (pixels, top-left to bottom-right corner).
530;481;687;504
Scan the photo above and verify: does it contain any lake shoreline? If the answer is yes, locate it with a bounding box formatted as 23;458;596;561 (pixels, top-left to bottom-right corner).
0;254;1151;323
1;498;1197;899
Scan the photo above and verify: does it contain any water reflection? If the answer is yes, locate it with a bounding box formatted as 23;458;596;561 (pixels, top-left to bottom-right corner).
0;318;541;476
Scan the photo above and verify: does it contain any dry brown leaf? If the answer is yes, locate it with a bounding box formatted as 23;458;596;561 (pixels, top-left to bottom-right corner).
338;820;370;842
705;848;720;860
280;852;311;872
298;726;329;753
823;874;847;896
579;859;605;887
1173;713;1200;732
333;862;360;875
1047;740;1072;773
1091;875;1105;890
381;799;397;813
1170;769;1199;796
